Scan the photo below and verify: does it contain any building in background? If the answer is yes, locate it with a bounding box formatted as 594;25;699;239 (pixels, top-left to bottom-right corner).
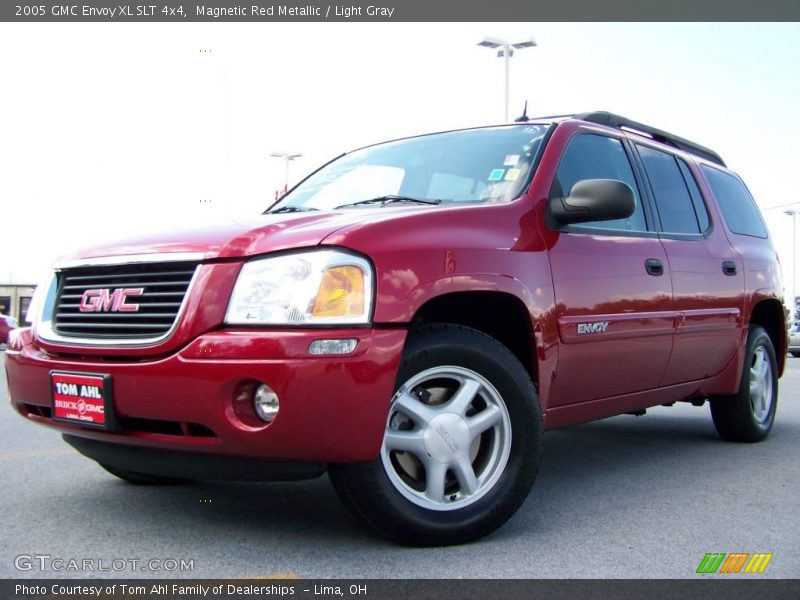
0;284;35;326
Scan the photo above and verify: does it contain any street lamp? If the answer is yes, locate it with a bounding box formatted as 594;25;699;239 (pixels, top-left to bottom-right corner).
786;209;798;319
477;36;537;122
270;151;303;193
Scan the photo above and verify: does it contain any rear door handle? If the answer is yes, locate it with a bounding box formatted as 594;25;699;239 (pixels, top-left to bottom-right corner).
722;261;737;276
645;258;664;276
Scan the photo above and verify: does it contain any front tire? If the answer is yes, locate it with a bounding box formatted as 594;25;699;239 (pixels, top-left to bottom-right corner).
329;324;542;546
710;325;778;443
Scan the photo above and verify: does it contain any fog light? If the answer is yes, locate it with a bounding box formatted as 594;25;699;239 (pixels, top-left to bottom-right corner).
308;338;358;355
254;384;280;422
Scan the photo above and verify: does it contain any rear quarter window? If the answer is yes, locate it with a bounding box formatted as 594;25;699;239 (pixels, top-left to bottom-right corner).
700;165;767;238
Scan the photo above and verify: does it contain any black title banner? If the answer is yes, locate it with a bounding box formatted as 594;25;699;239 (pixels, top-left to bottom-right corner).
5;580;800;600
4;0;800;22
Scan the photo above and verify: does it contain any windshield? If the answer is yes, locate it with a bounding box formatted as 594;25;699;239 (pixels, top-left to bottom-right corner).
268;125;549;212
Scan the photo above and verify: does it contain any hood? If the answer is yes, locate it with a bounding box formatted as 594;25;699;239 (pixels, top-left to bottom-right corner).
56;210;405;264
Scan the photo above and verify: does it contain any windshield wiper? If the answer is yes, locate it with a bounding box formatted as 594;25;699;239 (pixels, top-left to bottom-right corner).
334;195;442;209
265;206;320;214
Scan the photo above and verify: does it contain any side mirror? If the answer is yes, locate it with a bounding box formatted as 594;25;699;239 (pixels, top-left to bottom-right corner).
549;179;635;225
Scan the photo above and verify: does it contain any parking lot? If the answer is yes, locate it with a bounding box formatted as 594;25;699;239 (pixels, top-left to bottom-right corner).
1;351;798;579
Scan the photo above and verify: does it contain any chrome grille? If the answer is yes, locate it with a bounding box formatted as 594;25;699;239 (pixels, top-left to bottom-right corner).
52;261;198;340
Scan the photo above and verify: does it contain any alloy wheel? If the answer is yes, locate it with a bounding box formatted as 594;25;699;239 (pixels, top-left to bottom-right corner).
380;366;512;511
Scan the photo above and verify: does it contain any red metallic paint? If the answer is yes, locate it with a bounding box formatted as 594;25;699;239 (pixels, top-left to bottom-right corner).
57;210;453;263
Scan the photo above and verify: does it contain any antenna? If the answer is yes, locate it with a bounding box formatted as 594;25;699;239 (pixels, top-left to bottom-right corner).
514;101;529;122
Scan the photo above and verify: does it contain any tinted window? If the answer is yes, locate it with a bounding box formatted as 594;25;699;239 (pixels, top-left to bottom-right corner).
701;166;768;238
552;134;646;232
637;145;701;234
677;160;710;232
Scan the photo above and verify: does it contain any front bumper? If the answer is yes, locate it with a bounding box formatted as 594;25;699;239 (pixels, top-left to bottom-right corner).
5;327;406;465
64;434;328;481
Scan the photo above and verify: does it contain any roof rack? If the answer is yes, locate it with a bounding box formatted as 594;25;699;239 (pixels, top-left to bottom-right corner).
575;111;726;167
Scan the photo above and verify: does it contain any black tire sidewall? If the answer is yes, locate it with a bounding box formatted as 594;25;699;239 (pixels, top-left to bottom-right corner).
711;325;778;442
742;327;779;435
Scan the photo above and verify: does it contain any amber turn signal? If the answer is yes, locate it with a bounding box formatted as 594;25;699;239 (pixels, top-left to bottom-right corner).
311;266;365;318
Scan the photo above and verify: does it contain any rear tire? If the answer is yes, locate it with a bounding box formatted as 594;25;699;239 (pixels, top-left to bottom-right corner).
710;325;778;443
791;351;800;358
329;324;542;546
100;463;191;485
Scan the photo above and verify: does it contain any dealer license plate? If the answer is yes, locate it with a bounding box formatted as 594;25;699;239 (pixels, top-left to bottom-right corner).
51;371;112;428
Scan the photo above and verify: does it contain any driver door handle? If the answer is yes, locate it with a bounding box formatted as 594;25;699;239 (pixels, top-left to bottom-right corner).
645;258;664;277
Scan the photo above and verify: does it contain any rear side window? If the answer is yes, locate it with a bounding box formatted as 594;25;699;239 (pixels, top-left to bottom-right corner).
677;160;710;232
552;134;647;232
637;145;706;235
700;166;767;238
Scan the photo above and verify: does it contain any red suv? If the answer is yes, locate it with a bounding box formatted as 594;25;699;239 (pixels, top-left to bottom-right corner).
5;112;786;545
0;314;18;346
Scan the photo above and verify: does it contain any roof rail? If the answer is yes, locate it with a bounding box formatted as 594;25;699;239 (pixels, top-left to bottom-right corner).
575;111;726;167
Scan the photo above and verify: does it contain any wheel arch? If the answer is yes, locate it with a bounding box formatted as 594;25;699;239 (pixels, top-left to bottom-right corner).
410;290;538;388
748;297;787;377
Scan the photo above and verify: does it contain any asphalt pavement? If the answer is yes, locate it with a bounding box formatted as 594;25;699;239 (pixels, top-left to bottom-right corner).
1;351;798;579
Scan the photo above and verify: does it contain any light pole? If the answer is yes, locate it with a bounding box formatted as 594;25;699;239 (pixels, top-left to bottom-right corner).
477;36;537;122
270;152;303;193
786;209;798;319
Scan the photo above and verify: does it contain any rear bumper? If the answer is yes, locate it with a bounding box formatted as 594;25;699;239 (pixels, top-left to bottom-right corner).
5;327;406;464
789;334;800;352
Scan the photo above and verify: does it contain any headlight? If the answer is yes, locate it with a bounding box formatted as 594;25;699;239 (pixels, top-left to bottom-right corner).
226;249;373;325
25;271;58;327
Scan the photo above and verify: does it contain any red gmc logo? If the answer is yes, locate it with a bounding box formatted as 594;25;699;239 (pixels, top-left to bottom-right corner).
79;288;144;312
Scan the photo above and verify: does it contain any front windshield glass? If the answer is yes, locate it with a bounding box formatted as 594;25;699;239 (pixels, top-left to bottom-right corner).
269;125;549;211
